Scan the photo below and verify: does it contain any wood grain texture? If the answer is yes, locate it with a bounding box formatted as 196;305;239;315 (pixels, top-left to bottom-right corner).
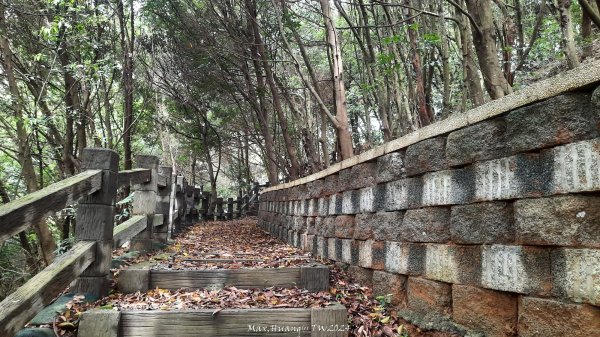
150;268;302;290
0;170;102;241
120;308;312;336
0;241;96;337
117;169;151;189
113;215;147;248
311;304;348;337
78;310;121;337
300;265;330;292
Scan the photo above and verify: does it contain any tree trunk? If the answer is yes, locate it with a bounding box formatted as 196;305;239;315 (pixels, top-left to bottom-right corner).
554;0;580;68
320;0;353;159
117;0;135;170
0;4;56;265
465;0;513;99
458;0;486;107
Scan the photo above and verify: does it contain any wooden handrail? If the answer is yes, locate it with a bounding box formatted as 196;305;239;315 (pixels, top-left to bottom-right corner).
0;170;103;242
0;241;96;337
117;168;152;188
113;215;147;248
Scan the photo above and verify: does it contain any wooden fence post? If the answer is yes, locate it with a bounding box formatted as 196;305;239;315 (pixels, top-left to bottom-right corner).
130;155;159;252
156;166;172;243
227;197;233;220
74;148;119;297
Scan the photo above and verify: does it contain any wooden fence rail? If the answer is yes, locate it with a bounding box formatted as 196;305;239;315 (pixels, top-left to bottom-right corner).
0;147;264;337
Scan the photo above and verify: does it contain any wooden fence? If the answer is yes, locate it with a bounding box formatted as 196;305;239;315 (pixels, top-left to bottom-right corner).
0;148;261;337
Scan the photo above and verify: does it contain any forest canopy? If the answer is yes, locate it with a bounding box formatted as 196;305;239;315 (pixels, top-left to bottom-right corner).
0;0;598;298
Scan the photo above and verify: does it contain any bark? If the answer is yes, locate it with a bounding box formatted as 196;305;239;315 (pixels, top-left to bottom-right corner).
320;0;354;159
465;0;513;99
117;0;135;170
0;4;56;265
247;0;301;179
554;0;580;69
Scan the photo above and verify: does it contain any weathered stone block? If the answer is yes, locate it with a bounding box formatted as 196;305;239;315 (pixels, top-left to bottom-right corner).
481;245;552;295
320;216;336;238
384;241;425;275
373;271;407;306
350;162;378;189
505;93;600;155
328;238;341;261
323;174;339;195
334;215;355;239
407;277;452;316
358;186;378;213
446;118;508;167
382;177;421;211
405;137;449;176
551;248;600;306
450;202;514;244
306;234;316;253
337;168;353;192
376;151;406;183
316;236;327;258
307;199;318;216
307;180;324;198
372;211;404;242
550;138;600;194
341;190;359;214
452;285;517;337
341;239;359;264
424;244;481;285
421;169;473;206
354;213;374;240
515;195;600;247
518;297;600;337
357;240;385;270
347;265;373;287
473;154;547;201
402;207;451;243
318;197;328;216
328;194;341;215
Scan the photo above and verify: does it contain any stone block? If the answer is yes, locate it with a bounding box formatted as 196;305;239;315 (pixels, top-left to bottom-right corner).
505;93;600;155
334;215;355;239
328;194;341;215
446;118;508;167
307;180;325;198
341;239;359;264
337;168;353;192
306;217;317;235
350;162;378;189
452;285;517;337
341;190;359;214
328;238;341;261
323;174;339;195
373;271;407;306
382;177;422;211
316;236;327;258
306;234;316;253
354;213;374;240
551;248;600;306
372;212;404;242
402;207;451;243
307;199;318;216
424;244;481;285
550;138;600;194
320;217;336;238
421;169;474;206
358;186;378;213
318;197;329;216
481;245;552;295
405;136;449;176
450;202;514;244
406;277;452;316
473;154;548;201
358;240;385;270
518;297;600;337
347;265;373;287
515;195;600;247
376;151;406;183
384;241;425;275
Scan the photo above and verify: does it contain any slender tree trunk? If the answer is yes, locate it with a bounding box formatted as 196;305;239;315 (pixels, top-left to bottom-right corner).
465;0;513;99
320;0;353;159
554;0;580;68
458;0;486;107
117;0;135;170
0;4;56;265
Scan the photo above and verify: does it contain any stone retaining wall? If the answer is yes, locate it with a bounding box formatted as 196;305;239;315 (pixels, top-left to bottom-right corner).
258;67;600;336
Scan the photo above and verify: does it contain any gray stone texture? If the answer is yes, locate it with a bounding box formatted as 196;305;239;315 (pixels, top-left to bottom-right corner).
407;277;452;316
334;215;355;239
405;136;449;177
377;151;406;183
446;118;508;167
402;207;451;243
551;248;600;306
505;93;600;154
515;195;600;248
373;271;407;306
385;241;425;275
450;202;515;244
